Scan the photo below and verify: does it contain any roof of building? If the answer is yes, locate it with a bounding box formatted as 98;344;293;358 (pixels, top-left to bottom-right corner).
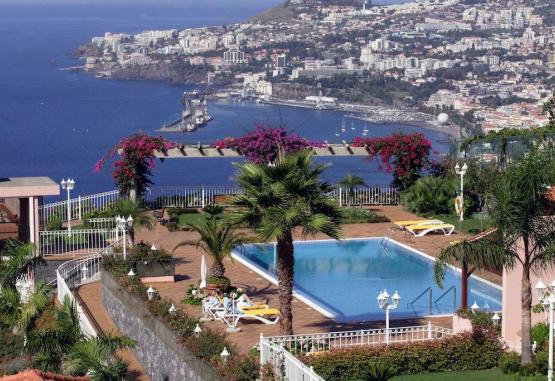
0;177;60;198
0;370;90;381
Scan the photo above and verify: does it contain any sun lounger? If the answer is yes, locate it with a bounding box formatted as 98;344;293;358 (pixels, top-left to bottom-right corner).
217;298;280;327
394;219;444;229
405;223;455;237
202;295;224;321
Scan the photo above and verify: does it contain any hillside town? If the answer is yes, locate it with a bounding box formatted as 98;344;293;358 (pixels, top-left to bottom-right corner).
80;0;555;134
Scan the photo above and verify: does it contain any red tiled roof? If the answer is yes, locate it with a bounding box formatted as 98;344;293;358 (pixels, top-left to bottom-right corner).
0;370;91;381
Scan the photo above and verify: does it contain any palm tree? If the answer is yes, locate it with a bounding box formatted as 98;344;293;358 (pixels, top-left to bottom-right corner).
232;150;342;335
109;199;154;244
443;148;555;365
25;295;83;372
62;333;135;381
338;174;366;207
0;282;52;336
26;297;135;378
434;230;505;310
0;240;45;287
174;214;252;278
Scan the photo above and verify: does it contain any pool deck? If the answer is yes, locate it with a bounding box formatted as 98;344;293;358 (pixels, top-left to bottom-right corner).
80;205;501;353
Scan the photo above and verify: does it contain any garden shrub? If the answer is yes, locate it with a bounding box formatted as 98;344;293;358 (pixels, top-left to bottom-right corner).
46;215;63;231
217;354;260;381
401;176;456;215
531;322;549;349
533;351;548;375
302;328;503;380
340;208;389;224
498;351;521;374
366;361;395;381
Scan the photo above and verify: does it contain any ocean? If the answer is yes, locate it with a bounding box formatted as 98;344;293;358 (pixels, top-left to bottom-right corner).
0;1;452;198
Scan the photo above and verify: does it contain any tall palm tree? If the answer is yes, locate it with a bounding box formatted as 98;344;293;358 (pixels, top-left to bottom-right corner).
0;240;45;287
109;199;154;244
443;148;555;365
62;333;136;381
174;214;252;278
434;229;506;310
232;150;342;335
338;174;366;207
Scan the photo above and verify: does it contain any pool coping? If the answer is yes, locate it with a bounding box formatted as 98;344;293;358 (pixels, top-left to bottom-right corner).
231;237;502;322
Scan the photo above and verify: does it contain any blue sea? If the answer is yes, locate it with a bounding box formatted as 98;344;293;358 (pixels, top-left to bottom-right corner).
0;0;452;199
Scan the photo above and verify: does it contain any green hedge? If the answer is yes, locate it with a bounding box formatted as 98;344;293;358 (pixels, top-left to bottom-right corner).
302;328;503;380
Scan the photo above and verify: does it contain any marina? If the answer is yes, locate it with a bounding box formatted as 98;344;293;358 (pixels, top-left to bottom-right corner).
158;90;213;132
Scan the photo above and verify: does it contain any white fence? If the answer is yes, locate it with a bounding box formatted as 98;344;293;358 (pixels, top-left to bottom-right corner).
39;190;120;225
39;228;119;256
145;185;400;209
86;217;117;229
260;323;453;381
56;239;123;337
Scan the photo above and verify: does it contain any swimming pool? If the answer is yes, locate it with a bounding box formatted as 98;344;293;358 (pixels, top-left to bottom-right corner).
232;238;502;322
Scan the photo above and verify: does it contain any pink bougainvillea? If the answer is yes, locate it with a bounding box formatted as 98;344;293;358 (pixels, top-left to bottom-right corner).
352;132;432;190
95;134;175;196
214;125;321;164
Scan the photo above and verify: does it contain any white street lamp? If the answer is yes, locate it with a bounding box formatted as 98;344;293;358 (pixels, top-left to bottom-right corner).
61;178;76;235
169;304;177;314
470;301;480;313
220;347;230;362
492;313;501;326
127;268;136;277
150;244;157;251
537;278;555;381
116;215;133;260
454;163;467;222
194;323;202;337
81;265;89;282
377;289;400;344
147;285;156;301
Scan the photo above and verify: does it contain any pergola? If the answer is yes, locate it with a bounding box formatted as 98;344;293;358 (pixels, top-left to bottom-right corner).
0;177;59;244
152;143;371;159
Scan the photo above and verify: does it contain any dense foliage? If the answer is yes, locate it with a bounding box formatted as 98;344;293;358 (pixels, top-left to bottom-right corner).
302;328;503;380
214;125;319;164
352;132;432;190
401;176;455;215
95;134;174;197
102;256;259;380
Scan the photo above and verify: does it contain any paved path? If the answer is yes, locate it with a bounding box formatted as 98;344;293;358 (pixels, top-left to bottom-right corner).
131;205;495;353
76;283;150;381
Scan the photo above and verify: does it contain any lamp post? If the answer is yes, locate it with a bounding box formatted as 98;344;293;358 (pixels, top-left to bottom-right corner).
536;279;555;381
60;178;75;235
116;215;133;260
377;289;401;344
454;163;467;222
147;285;156;301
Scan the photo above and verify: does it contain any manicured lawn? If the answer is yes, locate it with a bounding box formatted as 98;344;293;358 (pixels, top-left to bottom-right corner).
177;212;207;228
391;368;540;381
431;214;491;235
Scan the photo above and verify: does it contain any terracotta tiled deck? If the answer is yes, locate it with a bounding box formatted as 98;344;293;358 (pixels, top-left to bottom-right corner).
127;205;500;353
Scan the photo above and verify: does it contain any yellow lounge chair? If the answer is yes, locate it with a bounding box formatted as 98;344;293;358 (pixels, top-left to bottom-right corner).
405;223;455;237
394;219;444;229
242;308;280;316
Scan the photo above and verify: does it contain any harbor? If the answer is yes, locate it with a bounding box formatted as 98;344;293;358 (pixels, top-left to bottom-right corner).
157;90;213;132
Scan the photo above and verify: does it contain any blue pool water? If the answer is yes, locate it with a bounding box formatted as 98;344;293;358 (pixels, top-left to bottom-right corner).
234;238;502;322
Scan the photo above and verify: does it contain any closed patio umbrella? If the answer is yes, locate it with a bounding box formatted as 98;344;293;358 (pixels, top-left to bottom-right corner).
200;255;207;289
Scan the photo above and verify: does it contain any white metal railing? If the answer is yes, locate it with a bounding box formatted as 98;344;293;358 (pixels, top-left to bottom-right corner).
86;217;117;229
56;239;123;337
260;336;324;381
39;190;120;225
39;228;118;256
260;323;453;381
145;185;400;209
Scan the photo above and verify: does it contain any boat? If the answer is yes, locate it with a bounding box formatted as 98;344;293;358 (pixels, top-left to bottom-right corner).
362;124;369;136
340;119;347;133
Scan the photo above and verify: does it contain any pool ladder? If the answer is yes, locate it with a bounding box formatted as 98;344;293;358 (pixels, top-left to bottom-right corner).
381;228;393;255
407;285;457;315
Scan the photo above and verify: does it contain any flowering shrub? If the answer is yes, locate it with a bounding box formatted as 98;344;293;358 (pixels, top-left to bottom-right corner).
301;327;503;380
352;132;432;190
214;125;320;164
95;134;175;197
